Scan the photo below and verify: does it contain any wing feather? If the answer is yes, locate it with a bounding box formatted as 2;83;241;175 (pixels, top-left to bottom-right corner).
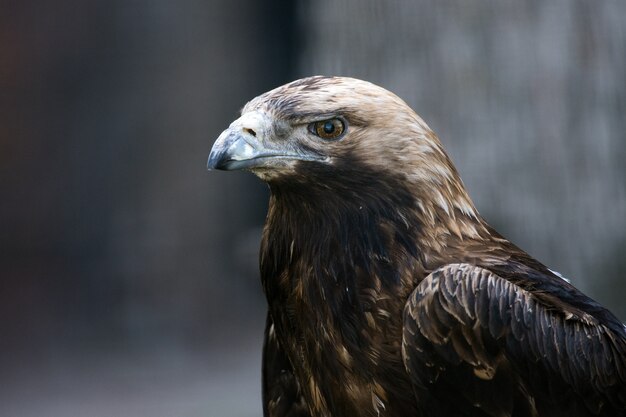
402;263;626;416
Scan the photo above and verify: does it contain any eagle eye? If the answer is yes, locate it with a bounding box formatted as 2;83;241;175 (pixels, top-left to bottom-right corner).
309;118;346;140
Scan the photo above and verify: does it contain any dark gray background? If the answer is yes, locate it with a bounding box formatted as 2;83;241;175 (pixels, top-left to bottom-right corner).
2;1;624;416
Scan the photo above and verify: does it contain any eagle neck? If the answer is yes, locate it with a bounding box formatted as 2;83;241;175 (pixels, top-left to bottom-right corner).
261;178;425;305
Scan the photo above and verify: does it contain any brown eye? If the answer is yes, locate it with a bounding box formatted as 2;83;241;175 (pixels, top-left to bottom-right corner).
309;118;346;140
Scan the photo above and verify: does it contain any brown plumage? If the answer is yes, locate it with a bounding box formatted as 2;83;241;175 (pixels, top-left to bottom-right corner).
207;76;626;417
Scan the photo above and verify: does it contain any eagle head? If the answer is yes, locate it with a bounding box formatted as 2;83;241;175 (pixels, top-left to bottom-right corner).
209;77;451;185
208;76;481;243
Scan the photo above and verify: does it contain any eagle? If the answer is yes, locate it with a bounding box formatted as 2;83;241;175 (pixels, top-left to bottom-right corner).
207;76;626;417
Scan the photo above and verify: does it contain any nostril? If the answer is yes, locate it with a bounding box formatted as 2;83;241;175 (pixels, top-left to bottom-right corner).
243;127;257;137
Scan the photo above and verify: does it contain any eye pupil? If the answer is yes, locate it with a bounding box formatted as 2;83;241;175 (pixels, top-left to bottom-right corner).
323;121;335;134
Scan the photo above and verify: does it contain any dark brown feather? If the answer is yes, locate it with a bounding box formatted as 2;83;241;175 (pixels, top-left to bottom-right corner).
403;263;626;416
260;159;424;417
263;313;311;417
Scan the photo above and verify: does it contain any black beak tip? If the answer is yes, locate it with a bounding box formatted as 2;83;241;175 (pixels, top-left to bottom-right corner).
206;157;216;171
207;158;222;171
207;149;228;171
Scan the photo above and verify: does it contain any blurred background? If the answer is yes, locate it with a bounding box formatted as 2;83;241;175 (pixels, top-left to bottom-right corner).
1;1;625;416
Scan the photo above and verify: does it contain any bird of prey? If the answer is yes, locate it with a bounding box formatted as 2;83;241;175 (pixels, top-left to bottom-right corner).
207;76;626;417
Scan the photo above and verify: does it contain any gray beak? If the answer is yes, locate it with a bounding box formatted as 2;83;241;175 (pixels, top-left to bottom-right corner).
207;128;264;171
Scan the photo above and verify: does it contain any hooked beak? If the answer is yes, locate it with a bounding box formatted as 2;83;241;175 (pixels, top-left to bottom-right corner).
207;111;325;171
207;128;267;171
